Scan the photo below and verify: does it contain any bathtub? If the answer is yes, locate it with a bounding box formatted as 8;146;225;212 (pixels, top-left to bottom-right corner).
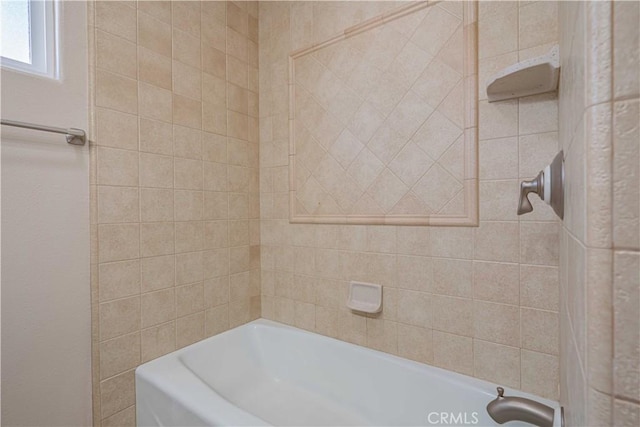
136;319;561;426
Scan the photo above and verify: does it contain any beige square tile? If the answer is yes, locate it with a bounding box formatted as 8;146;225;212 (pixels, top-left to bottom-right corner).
397;323;433;364
518;1;558;50
397;226;430;257
520;222;560;266
204;162;228;192
227;28;247;62
479;137;519;180
140;222;174;257
202;132;227;163
172;0;201;37
175;221;204;253
366;318;398;354
138;0;171;24
397;255;432;292
432;295;473;337
102;406;136;427
98;186;139;224
177;282;205;317
177;312;205;348
139;83;172;122
204;191;229;220
138;12;172;57
139;153;173;188
397;290;431;329
141;288;175;328
174;158;203;190
98;147;139;187
173;61;202;101
96;108;138;150
519;132;559;179
100;296;140;341
173;28;201;69
202;102;228;135
141;321;176;363
96;70;138;114
433;330;473;375
521;350;559;400
99;260;140;302
519;93;558;135
478;6;518;59
100;370;135;419
203;22;226;55
479;180;519;221
227;83;248;115
173;95;202;129
474;221;519;263
173;126;202;160
205;304;230;336
474;300;520;347
230;271;251;302
473;261;520;305
204;276;229;308
139;118;173;156
203;73;227;109
96;30;137;79
96;1;137;42
100;332;140;379
474;339;521;389
230;246;250;274
140;188;173;222
520;265;559;311
174;190;203;222
138;47;172;91
202;46;226;80
227;55;248;88
141;255;175;292
433;258;473;297
227;1;248;36
521;308;558;355
175;251;204;285
98;224;140;263
228;111;249;140
430;226;474;259
478;100;518;140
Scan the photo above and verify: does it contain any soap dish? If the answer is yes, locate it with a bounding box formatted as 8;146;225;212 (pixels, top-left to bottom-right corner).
347;281;382;313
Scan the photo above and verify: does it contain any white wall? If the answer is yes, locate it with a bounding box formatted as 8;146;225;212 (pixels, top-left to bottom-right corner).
1;1;92;425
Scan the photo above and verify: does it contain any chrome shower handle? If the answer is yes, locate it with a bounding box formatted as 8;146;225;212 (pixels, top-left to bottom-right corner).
518;171;544;215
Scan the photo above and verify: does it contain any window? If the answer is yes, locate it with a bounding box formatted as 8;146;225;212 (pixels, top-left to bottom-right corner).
1;0;57;78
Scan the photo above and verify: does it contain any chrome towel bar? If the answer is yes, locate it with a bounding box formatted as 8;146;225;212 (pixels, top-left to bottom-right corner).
1;118;86;146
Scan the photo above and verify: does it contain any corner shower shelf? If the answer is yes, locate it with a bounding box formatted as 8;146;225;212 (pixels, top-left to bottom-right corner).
486;45;560;102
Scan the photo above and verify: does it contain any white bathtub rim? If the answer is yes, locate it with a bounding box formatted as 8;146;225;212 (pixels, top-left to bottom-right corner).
135;318;561;426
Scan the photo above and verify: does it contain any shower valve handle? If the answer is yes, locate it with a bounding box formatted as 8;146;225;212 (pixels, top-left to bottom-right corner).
517;171;544;215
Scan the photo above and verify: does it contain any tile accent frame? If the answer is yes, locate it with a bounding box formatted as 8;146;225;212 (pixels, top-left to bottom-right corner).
288;1;479;226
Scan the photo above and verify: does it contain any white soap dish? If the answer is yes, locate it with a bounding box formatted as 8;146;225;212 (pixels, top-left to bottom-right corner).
347;281;382;313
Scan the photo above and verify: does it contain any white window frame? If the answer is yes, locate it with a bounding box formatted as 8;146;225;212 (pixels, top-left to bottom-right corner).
1;0;58;79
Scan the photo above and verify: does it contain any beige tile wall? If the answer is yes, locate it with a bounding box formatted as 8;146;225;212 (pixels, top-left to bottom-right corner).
88;1;260;425
559;0;639;425
288;2;477;225
260;0;561;399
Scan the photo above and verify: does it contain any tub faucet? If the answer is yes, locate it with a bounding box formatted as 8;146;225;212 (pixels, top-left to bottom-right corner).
486;387;555;427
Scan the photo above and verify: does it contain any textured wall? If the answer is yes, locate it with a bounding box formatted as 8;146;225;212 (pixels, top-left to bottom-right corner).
559;1;640;425
288;2;477;225
260;0;561;399
88;2;260;425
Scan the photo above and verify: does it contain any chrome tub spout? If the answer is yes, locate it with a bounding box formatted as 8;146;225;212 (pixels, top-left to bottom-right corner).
486;387;555;427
